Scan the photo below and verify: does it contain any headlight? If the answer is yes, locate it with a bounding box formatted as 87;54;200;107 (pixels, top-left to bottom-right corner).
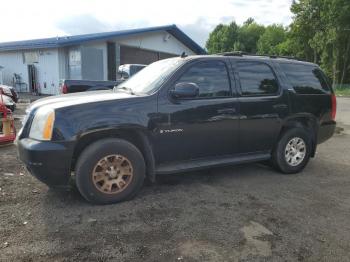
29;107;55;141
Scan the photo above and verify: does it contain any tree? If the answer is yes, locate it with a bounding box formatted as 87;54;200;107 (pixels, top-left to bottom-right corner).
288;0;350;85
206;22;239;54
237;18;265;53
205;0;350;84
257;25;287;55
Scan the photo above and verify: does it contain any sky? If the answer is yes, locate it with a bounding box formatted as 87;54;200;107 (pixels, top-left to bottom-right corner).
0;0;293;47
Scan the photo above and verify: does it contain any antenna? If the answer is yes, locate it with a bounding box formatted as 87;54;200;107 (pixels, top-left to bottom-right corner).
180;52;187;58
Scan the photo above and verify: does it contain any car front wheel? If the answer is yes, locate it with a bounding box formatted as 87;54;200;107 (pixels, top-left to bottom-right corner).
75;138;145;204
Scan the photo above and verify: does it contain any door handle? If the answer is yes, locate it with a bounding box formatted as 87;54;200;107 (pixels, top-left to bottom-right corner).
217;108;236;114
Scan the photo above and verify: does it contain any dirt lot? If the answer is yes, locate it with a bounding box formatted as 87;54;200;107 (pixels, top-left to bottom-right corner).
1;98;350;262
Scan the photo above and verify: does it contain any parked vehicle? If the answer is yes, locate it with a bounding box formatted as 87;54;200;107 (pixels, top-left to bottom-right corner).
60;64;146;94
0;84;18;103
1;93;15;112
117;64;146;79
60;80;119;94
0;94;16;145
17;53;336;204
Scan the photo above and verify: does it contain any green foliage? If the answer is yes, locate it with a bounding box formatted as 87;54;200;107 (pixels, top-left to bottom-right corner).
206;18;265;54
205;0;350;84
257;25;286;55
206;22;239;54
335;85;350;96
238;19;265;53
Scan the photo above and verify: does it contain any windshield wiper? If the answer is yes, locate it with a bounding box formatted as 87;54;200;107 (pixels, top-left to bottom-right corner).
115;86;135;95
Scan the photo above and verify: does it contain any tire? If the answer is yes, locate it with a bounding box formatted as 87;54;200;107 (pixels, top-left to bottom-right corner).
271;127;312;174
75;138;145;204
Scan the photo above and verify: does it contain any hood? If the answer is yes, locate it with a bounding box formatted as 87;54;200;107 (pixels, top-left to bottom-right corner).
28;90;139;112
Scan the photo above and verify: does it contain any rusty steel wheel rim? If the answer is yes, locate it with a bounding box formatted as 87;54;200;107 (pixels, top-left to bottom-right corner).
92;154;133;194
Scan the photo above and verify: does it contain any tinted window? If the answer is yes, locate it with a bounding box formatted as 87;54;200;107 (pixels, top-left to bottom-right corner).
279;63;330;94
130;65;145;75
237;61;279;96
177;61;231;98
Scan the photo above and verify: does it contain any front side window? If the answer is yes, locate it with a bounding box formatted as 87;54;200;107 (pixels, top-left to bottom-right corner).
176;61;231;98
237;61;279;96
116;58;184;95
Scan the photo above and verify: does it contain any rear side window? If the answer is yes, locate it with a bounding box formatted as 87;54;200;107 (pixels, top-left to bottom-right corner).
279;63;330;94
237;61;279;96
177;61;231;98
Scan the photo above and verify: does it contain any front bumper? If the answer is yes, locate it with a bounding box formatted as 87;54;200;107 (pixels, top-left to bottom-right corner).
17;138;74;187
317;121;336;144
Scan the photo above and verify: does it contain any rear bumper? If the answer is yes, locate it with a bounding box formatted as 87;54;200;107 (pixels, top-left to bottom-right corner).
17;138;74;187
317;121;336;144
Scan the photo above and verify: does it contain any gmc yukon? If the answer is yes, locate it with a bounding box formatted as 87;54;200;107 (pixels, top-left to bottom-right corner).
17;53;336;204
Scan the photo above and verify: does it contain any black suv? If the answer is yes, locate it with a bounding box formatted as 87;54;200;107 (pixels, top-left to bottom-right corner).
17;54;336;204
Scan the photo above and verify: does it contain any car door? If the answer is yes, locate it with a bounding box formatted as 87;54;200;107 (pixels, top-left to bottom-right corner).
153;59;240;164
232;59;289;153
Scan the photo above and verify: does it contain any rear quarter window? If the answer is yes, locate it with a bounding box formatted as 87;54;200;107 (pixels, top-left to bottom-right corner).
279;63;331;94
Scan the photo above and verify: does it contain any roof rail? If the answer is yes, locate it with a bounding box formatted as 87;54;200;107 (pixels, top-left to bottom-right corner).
216;51;247;56
268;55;300;60
216;51;302;61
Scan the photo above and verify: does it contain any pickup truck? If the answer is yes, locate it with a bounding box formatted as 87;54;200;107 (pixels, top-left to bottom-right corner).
60;64;146;94
17;54;336;204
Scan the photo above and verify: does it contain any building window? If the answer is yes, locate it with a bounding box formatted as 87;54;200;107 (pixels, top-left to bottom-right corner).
68;49;82;79
23;52;39;64
69;49;81;66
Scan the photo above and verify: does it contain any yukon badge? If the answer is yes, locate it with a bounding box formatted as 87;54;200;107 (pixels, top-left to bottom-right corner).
160;128;184;134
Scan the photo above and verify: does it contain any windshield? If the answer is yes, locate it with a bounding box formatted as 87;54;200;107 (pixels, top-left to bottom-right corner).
114;58;184;95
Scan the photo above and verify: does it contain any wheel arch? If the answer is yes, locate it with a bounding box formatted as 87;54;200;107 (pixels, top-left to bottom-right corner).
71;127;156;182
278;114;319;157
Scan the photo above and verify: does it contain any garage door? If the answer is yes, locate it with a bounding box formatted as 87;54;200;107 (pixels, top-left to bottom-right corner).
120;46;176;65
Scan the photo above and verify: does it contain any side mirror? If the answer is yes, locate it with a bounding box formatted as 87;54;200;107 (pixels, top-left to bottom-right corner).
121;71;129;79
170;82;199;99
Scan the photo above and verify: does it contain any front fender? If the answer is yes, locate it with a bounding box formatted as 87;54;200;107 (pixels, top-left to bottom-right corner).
52;95;156;141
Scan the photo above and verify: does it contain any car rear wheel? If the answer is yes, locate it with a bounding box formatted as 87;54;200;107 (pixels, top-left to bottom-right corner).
272;127;312;174
75;138;145;204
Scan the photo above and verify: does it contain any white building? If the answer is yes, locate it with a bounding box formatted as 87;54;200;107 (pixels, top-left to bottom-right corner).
0;66;3;84
0;25;205;95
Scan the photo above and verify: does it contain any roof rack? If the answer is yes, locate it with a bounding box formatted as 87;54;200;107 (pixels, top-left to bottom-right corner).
217;51;248;56
216;51;301;61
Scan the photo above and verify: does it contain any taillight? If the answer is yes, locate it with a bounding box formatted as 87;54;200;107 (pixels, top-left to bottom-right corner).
61;84;68;94
331;94;336;120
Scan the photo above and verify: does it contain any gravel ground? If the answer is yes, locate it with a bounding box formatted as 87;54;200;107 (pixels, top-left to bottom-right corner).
0;98;350;262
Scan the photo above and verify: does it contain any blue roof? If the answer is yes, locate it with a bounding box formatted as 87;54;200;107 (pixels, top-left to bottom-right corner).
0;24;206;54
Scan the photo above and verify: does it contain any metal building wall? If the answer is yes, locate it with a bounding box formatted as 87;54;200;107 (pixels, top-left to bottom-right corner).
35;49;60;94
82;42;108;80
0;48;61;95
0;51;28;91
81;46;104;80
0;30;199;94
117;31;196;56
